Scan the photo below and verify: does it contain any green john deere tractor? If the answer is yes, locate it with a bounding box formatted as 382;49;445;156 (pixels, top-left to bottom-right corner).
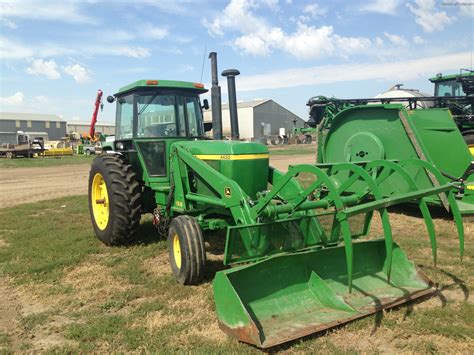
88;56;465;348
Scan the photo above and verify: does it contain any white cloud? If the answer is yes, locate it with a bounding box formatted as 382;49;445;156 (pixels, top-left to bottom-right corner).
0;17;17;29
143;0;203;15
26;59;61;79
0;92;24;106
0;35;151;60
407;0;454;32
0;0;97;24
458;2;474;17
34;95;50;105
0;37;33;59
235;34;270;56
277;25;334;59
63;64;92;83
361;0;402;15
100;30;135;42
104;46;150;58
413;35;425;44
142;24;169;40
202;0;267;38
0;92;60;113
236;51;471;91
203;0;371;60
303;3;327;18
384;32;408;46
178;64;195;73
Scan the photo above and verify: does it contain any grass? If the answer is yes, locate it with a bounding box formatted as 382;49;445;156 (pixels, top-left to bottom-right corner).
0;154;94;168
0;146;314;168
268;145;315;155
0;196;472;352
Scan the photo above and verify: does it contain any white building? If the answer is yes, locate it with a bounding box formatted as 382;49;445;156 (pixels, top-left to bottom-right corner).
203;99;305;140
67;120;115;136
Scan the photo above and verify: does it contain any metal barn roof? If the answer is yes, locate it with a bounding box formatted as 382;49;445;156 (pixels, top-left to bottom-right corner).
68;120;115;127
221;99;271;110
0;112;65;122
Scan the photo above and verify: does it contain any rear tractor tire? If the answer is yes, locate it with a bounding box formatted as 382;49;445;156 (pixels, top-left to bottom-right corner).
167;215;206;285
88;154;142;245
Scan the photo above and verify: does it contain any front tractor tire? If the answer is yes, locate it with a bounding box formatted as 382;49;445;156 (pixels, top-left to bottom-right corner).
167;216;206;285
88;154;142;245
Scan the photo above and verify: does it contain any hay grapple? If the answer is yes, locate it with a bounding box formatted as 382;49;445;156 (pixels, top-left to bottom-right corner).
88;55;465;348
307;97;474;215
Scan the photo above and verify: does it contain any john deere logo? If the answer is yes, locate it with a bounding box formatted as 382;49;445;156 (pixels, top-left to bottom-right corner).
224;187;232;198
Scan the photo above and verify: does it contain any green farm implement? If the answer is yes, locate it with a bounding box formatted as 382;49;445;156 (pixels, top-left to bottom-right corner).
304;72;474;215
88;55;465;348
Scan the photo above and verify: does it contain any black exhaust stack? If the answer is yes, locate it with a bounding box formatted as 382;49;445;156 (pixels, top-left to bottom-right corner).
222;69;240;140
209;52;223;140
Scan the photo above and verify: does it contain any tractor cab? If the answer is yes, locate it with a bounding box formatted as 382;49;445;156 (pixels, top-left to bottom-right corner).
108;79;209;179
430;70;474;97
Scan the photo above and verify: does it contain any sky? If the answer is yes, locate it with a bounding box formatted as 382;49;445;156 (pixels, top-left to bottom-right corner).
0;0;473;123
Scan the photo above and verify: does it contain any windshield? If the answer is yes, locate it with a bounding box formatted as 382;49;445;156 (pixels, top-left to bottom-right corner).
136;94;203;138
435;79;465;97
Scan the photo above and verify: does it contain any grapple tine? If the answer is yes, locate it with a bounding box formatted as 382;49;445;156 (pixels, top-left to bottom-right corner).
419;199;437;266
331;162;396;285
379;209;394;283
339;217;354;292
400;159;465;262
447;191;465;261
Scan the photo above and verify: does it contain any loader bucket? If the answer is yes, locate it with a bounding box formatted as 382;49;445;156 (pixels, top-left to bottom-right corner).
213;239;435;349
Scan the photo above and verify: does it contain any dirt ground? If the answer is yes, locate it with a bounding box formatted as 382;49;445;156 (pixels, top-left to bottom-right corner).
0;154;315;208
0;165;90;209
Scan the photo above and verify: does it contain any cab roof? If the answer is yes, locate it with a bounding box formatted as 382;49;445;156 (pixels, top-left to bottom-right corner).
429;71;474;83
117;79;208;95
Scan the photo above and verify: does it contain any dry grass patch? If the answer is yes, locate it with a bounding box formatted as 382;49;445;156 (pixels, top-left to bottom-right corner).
321;327;473;353
142;253;171;278
62;260;130;305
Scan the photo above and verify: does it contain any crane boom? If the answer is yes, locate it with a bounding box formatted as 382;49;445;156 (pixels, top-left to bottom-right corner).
89;89;103;140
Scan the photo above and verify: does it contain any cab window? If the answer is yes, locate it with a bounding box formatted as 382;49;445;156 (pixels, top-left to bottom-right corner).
185;96;204;137
116;95;134;139
436;80;464;97
137;94;185;137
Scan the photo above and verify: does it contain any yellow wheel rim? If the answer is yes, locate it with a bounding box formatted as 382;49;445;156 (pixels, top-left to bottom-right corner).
469;144;474;157
91;173;109;230
173;234;182;269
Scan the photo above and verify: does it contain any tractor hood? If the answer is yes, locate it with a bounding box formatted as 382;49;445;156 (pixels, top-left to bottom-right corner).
175;140;269;199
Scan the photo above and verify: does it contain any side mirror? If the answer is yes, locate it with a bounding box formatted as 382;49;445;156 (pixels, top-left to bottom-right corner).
204;122;213;132
202;99;209;110
107;95;115;103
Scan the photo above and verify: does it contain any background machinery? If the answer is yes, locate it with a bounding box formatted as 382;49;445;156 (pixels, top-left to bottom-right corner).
0;131;44;158
306;70;474;147
88;55;465;348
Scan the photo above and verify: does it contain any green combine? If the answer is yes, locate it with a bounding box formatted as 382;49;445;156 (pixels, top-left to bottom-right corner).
88;55;465;348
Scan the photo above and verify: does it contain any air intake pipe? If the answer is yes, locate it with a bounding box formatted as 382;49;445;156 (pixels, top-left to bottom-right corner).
209;52;223;140
222;69;240;140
